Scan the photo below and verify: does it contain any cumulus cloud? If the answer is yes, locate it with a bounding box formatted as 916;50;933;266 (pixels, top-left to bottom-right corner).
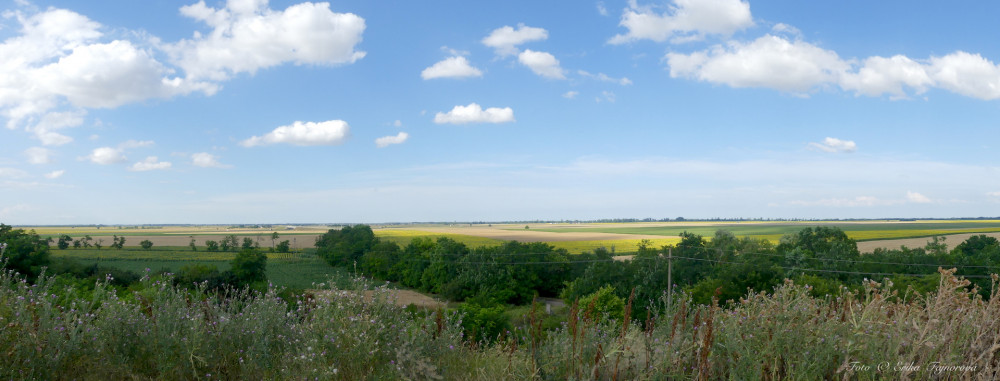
434;103;515;125
0;8;211;144
24;147;52;164
609;0;754;44
191;152;231;168
44;170;65;179
840;55;933;99
906;191;931;203
375;132;409;148
563;91;579;99
482;24;548;56
1;2;366;145
666;35;847;94
808;137;857;153
241;120;350;147
518;50;565;79
166;0;367;81
421;56;483;79
128;156;171;171
927;52;1000;100
84;147;126;165
663;31;1000;101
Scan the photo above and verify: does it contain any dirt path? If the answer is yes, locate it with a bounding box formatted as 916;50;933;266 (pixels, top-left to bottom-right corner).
310;289;446;309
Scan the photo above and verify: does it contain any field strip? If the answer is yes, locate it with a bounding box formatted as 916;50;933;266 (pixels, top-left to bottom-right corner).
379;226;673;242
858;232;1000;253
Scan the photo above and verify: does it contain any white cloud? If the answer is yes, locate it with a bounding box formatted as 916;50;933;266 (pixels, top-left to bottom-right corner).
0;8;211;144
191;152;231;168
84;147;126;165
988;191;1000;198
771;23;801;37
421;56;483;79
666;35;848;94
906;191;931;203
662;30;1000;101
44;170;65;179
597;2;609;16
609;0;754;44
578;70;632;85
840;55;933;99
241;120;350;147
167;0;367;81
393;120;402;127
375;132;409;148
927;51;1000;100
481;24;548;56
518;50;565;79
128;156;171;171
24;147;52;164
434;103;515;125
808;137;857;153
563;91;579;99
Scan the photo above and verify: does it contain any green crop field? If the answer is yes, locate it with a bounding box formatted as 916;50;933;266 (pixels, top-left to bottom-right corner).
374;229;505;248
527;220;1000;242
50;249;348;290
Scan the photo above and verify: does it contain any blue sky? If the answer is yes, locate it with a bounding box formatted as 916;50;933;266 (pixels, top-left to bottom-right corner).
2;0;1000;224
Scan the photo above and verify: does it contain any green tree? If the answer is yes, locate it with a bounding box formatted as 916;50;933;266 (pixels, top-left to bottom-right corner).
140;240;154;250
72;239;82;249
241;237;256;250
230;249;267;286
57;234;72;250
224;235;239;252
315;225;377;267
110;235;126;250
189;237;197;251
271;232;279;250
276;240;291;253
205;240;219;252
0;224;51;280
954;235;1000;256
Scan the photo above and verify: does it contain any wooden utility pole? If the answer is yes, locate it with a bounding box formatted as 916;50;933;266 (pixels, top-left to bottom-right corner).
667;247;673;312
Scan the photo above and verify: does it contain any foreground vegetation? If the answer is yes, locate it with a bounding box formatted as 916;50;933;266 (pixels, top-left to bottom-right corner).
1;263;997;379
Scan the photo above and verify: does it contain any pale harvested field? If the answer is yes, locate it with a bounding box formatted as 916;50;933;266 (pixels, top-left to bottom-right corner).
858;232;1000;253
67;234;322;249
381;225;673;242
310;289;446;309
